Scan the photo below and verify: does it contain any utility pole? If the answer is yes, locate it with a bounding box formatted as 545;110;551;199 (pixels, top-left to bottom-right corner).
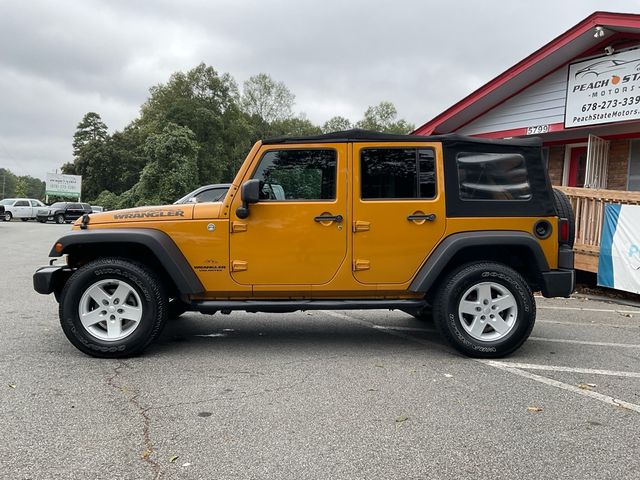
1;173;4;199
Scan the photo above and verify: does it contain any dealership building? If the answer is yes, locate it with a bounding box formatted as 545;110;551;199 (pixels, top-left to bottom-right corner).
415;11;640;273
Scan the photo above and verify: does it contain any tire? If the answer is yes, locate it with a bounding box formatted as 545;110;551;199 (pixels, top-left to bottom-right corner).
552;188;575;247
55;213;65;224
433;262;535;358
168;298;189;319
4;212;12;221
59;257;168;358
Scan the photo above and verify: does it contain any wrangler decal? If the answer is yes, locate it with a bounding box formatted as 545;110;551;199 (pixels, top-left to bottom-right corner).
113;210;185;219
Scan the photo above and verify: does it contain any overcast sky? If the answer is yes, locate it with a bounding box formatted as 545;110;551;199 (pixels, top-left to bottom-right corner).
1;0;639;178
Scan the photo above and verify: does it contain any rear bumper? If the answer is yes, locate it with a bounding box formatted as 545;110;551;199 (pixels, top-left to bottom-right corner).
540;245;575;298
540;269;575;298
33;265;73;297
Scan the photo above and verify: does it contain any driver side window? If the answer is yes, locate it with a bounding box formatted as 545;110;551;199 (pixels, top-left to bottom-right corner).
252;149;336;201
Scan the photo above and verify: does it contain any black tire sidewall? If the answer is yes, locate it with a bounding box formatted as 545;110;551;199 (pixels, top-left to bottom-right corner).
60;260;166;357
436;263;535;357
56;214;65;224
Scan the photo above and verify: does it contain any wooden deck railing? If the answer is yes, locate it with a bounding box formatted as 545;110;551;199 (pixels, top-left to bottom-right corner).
555;186;640;271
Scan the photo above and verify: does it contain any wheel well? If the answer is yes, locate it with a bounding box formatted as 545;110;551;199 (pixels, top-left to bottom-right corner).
63;243;180;298
425;245;542;300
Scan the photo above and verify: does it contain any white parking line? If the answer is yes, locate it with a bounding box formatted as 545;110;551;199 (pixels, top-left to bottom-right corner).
480;361;640;379
480;360;640;413
373;326;640;349
327;311;640;415
537;319;639;328
529;336;640;349
538;305;639;314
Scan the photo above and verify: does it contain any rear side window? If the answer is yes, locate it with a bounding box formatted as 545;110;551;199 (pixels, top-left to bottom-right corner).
252;149;336;201
15;200;29;206
361;148;436;199
457;152;532;200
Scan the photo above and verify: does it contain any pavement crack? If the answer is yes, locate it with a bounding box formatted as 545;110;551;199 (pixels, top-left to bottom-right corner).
106;361;160;480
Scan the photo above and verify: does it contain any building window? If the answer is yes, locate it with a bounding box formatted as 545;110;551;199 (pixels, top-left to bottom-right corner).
361;148;436;199
457;152;532;200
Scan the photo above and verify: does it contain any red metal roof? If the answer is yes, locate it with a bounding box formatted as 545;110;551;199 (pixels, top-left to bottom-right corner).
414;12;640;136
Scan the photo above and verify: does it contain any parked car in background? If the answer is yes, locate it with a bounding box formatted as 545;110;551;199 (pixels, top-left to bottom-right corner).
0;198;46;221
174;184;231;204
91;206;105;212
36;202;92;224
0;204;4;221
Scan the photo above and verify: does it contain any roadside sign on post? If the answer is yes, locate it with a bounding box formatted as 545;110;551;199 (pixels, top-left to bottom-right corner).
45;173;82;200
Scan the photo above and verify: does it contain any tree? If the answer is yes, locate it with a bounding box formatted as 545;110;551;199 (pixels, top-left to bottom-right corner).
355;101;414;134
139;63;252;185
0;168;18;199
322;116;352;133
72;112;108;156
242;73;295;123
132;123;200;206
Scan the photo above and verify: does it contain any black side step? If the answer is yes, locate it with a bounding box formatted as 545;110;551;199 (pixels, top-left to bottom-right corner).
192;299;427;314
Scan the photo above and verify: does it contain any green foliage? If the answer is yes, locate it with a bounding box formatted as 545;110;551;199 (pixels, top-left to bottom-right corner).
355;101;415;134
140;63;252;185
72;112;108;157
0;168;45;200
0;168;18;199
135;123;200;206
322;116;352;133
91;190;120;211
59;64;415;208
242;73;295;123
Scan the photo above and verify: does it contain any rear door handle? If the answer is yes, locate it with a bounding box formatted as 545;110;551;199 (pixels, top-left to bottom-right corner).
314;214;343;223
407;213;436;222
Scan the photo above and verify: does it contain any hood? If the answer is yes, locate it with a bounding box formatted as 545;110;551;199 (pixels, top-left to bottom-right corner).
82;204;196;226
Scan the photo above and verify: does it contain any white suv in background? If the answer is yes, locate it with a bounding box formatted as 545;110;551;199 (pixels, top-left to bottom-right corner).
1;198;46;221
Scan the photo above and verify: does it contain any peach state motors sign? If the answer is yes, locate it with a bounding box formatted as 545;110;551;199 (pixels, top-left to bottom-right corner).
565;49;640;128
45;173;82;198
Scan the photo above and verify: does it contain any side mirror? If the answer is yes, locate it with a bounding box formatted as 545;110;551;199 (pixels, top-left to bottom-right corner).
236;179;261;219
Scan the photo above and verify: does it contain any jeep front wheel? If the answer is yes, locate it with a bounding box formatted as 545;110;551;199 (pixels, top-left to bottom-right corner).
59;258;168;358
433;262;535;358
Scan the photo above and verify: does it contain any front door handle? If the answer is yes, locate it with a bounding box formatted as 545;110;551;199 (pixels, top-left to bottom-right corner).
314;214;343;223
407;213;436;222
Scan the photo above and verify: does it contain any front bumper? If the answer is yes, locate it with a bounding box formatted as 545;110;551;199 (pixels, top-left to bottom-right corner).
33;265;74;297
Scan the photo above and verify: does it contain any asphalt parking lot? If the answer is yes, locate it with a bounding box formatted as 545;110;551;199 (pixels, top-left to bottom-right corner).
1;220;639;480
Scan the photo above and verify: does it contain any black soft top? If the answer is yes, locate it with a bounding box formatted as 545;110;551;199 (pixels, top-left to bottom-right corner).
263;129;542;147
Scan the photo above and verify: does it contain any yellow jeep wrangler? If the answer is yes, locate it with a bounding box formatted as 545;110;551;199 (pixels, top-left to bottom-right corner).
33;130;575;358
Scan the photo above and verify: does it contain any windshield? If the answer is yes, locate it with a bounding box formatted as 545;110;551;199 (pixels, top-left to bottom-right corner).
50;202;66;208
0;199;16;205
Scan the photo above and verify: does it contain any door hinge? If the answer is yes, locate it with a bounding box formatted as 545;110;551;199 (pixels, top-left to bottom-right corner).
353;220;370;233
231;260;248;272
231;221;247;233
353;259;370;271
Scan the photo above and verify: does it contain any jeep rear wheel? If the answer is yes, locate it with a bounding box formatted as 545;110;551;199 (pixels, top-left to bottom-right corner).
433;262;535;358
59;258;168;358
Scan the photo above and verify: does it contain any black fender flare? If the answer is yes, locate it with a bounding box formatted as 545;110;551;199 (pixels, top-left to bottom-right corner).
409;231;550;293
49;228;204;295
